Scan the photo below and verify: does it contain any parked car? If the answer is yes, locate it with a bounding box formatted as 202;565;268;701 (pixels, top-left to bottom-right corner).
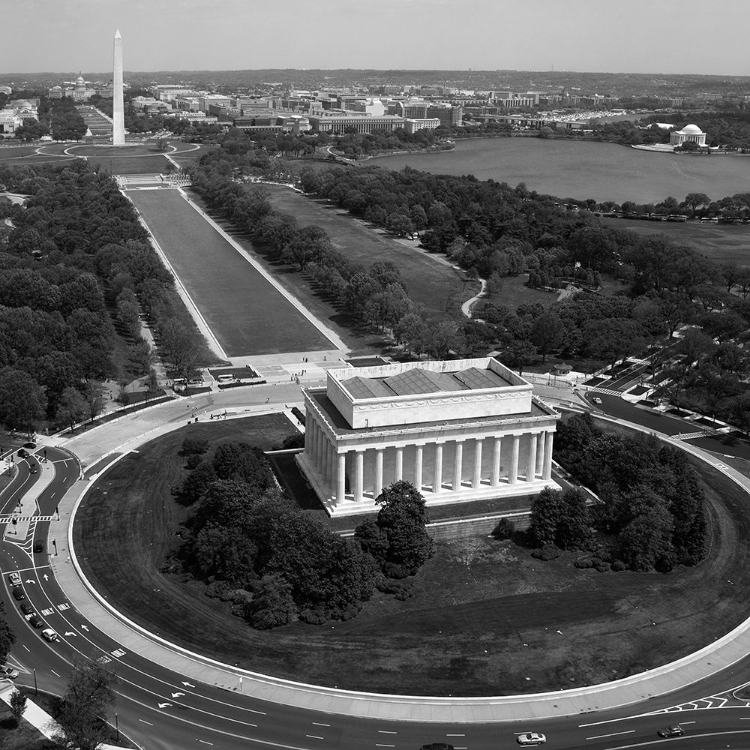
17;448;28;459
592;397;602;405
7;572;21;587
0;665;18;679
23;442;36;450
419;744;455;750
517;733;547;746
657;725;684;738
28;614;44;629
33;541;44;554
11;586;25;601
19;602;33;616
41;628;59;643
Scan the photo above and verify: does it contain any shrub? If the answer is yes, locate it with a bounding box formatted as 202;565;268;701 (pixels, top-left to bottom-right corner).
204;580;233;599
383;561;412;579
531;544;561;561
299;607;329;625
611;560;627;572
595;562;611;572
492;518;516;540
376;577;414;600
186;453;202;470
574;556;594;569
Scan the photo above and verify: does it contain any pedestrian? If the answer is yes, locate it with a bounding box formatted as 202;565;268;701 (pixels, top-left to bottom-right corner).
266;397;269;403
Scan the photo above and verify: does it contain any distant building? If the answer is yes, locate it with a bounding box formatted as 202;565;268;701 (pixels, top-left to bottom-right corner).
670;123;707;147
403;118;441;134
308;114;406;134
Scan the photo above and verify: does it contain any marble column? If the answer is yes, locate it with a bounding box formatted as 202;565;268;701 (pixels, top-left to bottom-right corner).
374;448;384;498
433;443;443;492
543;432;554;480
395;446;404;481
354;450;364;502
414;444;423;491
492;436;502;486
509;435;520;484
535;432;544;476
453;440;464;490
472;438;483;488
336;452;346;504
527;433;538;482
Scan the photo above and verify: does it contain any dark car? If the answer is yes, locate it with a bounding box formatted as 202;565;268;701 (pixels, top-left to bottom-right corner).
419;744;455;750
23;442;36;449
11;586;24;601
29;463;38;475
657;725;684;738
17;449;28;459
19;602;33;616
28;614;44;629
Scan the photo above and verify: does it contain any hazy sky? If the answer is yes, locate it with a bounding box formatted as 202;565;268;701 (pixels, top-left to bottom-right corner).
5;0;749;76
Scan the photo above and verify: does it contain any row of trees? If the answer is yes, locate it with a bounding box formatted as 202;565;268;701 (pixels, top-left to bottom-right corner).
176;437;434;628
0;161;209;434
528;413;707;572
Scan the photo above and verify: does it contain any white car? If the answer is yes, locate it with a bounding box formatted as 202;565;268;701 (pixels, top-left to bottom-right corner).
41;628;59;643
592;397;602;405
0;665;18;679
517;733;546;746
7;572;21;587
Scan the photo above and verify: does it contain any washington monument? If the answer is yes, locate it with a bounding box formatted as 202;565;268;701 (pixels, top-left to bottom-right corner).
112;29;125;146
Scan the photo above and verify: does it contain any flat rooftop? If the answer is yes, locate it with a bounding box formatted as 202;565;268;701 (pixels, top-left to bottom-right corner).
342;365;511;400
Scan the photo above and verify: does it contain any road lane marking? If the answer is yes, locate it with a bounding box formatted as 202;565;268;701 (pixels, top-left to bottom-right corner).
378;730;397;734
312;722;330;726
375;745;395;748
50;670;59;677
139;719;153;725
447;734;466;737
305;735;324;740
198;741;213;746
587;729;635;740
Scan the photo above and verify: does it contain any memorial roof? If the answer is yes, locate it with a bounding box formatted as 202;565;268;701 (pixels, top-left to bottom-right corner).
342;366;510;400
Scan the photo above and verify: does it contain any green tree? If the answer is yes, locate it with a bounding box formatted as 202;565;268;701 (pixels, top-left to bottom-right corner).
528;487;563;547
618;497;675;572
9;688;26;725
55;386;88;432
530;312;565;364
361;481;435;578
55;662;116;750
246;574;296;629
0;368;47;435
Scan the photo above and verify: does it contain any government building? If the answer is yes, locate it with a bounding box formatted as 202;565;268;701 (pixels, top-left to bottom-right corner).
297;358;560;517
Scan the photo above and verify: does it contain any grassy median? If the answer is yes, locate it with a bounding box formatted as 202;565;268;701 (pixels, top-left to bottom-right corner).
73;416;750;696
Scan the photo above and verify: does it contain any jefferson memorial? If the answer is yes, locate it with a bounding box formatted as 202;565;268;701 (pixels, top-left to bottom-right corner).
670;123;707;147
297;358;560;516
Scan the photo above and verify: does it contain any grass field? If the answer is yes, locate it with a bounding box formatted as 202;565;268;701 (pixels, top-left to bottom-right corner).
72;416;750;697
263;185;477;315
601;216;750;265
127;189;336;356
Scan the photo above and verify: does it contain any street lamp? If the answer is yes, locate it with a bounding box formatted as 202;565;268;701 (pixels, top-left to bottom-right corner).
33;668;37;696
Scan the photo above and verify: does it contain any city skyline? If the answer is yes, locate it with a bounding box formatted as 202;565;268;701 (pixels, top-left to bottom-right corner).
5;0;750;78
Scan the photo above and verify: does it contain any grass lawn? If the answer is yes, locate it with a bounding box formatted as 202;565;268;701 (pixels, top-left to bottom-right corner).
73;415;750;696
262;185;477;316
601;216;750;265
482;274;560;311
127;188;336;356
0;145;44;162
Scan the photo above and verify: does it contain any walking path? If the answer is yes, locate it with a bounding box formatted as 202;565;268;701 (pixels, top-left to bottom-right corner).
33;387;750;723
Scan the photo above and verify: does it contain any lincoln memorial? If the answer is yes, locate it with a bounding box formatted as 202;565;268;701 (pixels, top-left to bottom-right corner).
296;358;560;517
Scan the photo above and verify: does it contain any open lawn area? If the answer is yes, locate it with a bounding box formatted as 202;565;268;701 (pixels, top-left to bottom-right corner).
169;143;218;170
127;188;336;356
601;216;750;265
72;416;750;696
483;274;561;311
263;184;477;316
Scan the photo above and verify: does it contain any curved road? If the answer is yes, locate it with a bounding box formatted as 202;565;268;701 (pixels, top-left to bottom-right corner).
3;387;750;750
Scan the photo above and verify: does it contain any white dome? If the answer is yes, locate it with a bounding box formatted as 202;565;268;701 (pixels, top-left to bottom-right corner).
681;124;702;134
